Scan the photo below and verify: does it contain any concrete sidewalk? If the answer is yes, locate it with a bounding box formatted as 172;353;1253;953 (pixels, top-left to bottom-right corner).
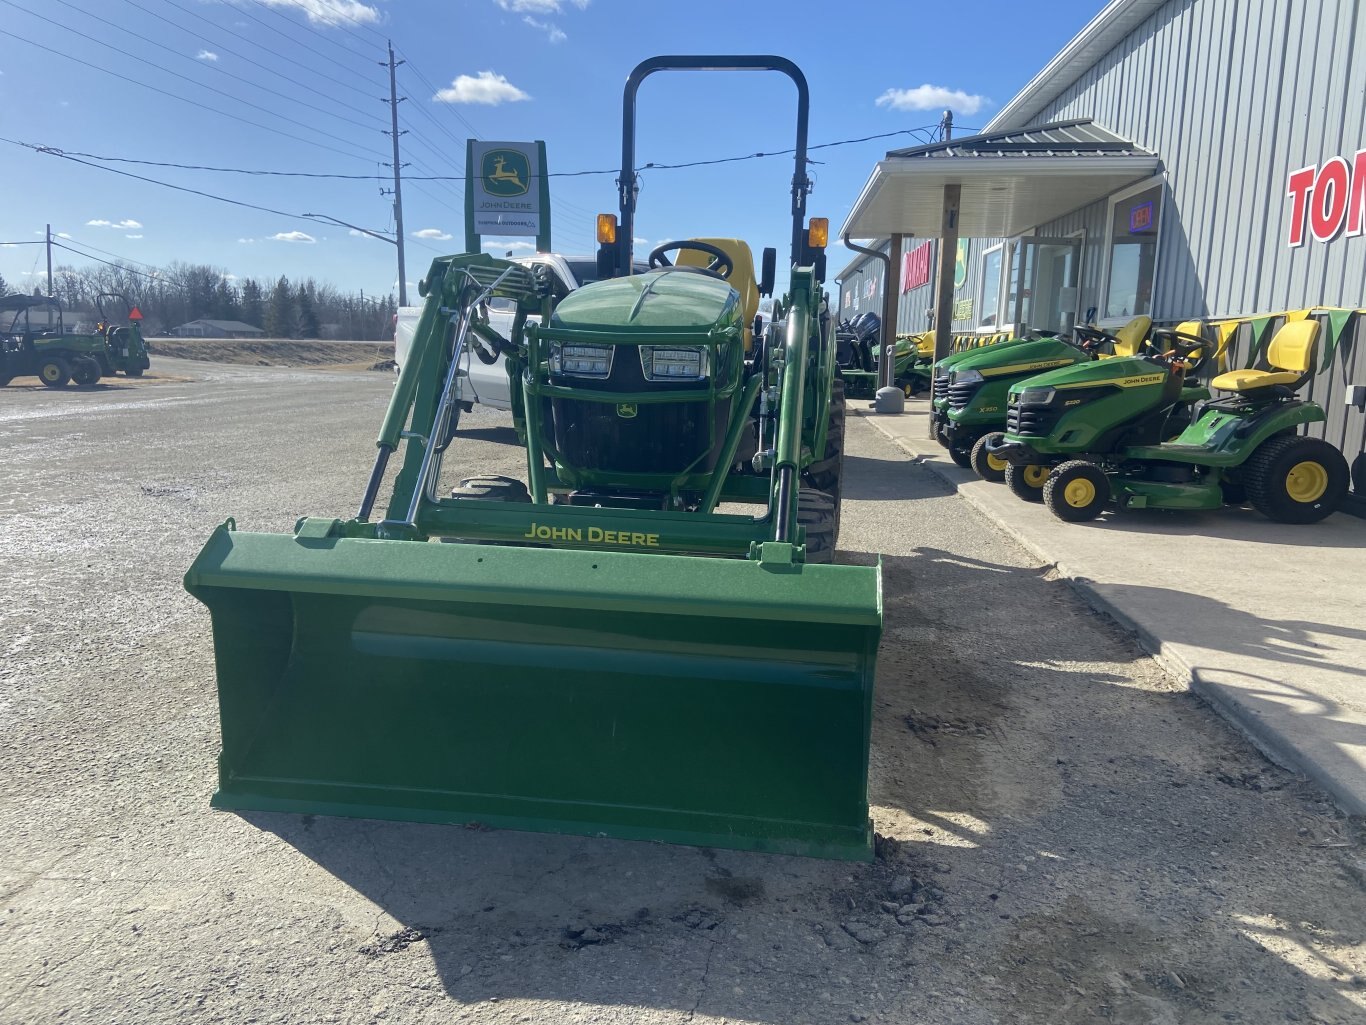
859;402;1366;817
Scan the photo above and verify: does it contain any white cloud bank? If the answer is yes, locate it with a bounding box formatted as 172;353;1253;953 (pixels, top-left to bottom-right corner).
87;218;143;230
412;228;452;240
196;50;218;61
434;70;530;105
254;1;379;28
875;84;987;116
271;231;316;243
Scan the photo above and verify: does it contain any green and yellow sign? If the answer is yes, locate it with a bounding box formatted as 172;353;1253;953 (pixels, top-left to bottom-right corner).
954;239;969;289
480;148;530;197
465;139;551;252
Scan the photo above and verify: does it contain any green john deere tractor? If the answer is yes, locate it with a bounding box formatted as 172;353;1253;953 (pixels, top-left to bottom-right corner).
989;319;1349;522
927;333;1027;447
938;316;1152;474
1;294;109;387
184;56;882;861
95;292;151;377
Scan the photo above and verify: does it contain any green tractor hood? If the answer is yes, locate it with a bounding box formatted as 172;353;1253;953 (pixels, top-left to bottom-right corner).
1005;351;1169;397
949;335;1082;378
553;269;741;334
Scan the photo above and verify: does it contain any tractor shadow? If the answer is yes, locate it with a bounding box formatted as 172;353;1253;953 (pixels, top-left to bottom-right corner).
245;541;1364;1023
456;424;522;446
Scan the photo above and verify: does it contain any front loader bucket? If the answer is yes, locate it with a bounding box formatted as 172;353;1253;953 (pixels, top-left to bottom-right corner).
185;525;882;860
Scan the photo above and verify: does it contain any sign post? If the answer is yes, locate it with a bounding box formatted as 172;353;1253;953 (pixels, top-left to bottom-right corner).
465;140;552;255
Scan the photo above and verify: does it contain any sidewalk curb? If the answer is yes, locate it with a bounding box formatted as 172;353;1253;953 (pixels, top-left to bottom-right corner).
858;410;1365;816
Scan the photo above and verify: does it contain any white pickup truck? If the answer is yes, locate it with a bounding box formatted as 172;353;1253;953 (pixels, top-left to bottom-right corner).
394;253;643;411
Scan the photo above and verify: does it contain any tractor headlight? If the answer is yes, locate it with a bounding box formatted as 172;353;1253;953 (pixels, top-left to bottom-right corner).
550;342;613;378
640;345;708;381
1016;386;1055;405
950;369;984;386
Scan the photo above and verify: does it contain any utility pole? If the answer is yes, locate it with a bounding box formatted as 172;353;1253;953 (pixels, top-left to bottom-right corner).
381;42;409;307
940;109;954;142
45;223;53;296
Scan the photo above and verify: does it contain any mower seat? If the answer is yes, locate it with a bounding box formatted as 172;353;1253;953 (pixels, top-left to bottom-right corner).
1211;319;1318;393
677;237;759;353
1109;315;1153;357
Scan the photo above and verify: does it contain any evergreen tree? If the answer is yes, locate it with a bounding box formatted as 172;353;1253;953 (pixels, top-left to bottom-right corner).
265;276;296;338
0;271;10;297
296;282;321;339
240;278;265;329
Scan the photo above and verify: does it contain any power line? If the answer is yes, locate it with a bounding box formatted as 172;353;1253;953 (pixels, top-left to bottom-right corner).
3;137;393;241
397;51;485;141
0;240;46;246
150;0;384;104
1;1;385;159
245;0;378;65
0;25;380;166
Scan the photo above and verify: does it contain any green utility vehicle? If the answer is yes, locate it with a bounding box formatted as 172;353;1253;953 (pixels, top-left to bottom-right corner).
184;56;882;861
990;320;1348;522
95;292;151;377
1;294;109;387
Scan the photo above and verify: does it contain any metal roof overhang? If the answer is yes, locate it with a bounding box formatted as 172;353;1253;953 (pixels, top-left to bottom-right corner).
840;153;1160;240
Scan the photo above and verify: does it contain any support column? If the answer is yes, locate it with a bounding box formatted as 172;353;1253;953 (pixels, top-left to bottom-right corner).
881;233;904;389
931;184;961;362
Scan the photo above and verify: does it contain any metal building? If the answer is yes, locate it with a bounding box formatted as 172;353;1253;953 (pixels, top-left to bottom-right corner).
840;0;1365;493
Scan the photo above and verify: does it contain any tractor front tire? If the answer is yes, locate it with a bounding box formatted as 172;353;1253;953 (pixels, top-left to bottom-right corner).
803;379;845;494
970;433;1009;482
72;356;103;387
798;488;837;565
39;358;71;388
1004;462;1050;502
451;475;531;502
1043;461;1111;522
948;438;974;468
1243;435;1349;524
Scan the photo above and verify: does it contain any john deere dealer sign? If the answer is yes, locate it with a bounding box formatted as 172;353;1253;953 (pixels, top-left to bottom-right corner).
465;140;551;252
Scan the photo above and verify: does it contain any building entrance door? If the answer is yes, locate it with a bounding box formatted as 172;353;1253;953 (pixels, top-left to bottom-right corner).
1006;237;1082;335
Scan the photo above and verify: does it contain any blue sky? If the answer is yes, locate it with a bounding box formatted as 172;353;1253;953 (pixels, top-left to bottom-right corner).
0;0;1104;298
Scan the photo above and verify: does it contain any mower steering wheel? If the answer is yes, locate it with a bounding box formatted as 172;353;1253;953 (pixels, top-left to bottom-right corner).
1072;325;1121;353
1150;329;1208;373
647;240;734;281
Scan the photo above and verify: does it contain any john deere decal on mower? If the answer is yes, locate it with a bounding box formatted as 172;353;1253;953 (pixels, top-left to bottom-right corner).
185;56;882;861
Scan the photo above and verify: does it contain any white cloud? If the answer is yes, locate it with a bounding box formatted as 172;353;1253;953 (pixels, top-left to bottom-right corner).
86;218;142;230
238;238;256;244
348;228;366;237
412;227;452;240
875;84;987;116
56;232;72;239
496;0;589;10
196;50;219;61
482;239;535;253
253;1;379;28
125;234;143;240
522;15;566;42
434;70;530;105
271;231;316;243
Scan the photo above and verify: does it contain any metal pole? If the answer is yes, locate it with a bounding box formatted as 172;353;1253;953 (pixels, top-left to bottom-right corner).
384;42;409;307
931;185;961;362
881;233;904;388
45;223;53;296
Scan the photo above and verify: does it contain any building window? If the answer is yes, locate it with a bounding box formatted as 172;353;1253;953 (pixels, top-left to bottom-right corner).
1103;181;1163;320
978;244;1003;328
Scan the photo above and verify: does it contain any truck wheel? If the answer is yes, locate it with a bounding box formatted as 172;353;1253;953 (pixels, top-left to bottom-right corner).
451;475;531;502
1043;461;1110;522
1004;462;1049;502
72;356;103;386
798;488;836;564
1243;435;1349;524
39;358;71;388
970;433;1009;482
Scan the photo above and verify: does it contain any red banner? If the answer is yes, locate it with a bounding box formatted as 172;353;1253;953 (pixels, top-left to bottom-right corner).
902;240;934;292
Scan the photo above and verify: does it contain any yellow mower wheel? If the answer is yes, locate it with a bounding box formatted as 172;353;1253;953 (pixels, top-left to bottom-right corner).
1243;435;1348;524
1004;462;1048;502
1043;461;1110;522
1284;461;1328;504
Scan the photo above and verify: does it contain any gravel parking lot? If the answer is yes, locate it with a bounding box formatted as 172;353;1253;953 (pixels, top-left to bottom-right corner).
2;359;1362;1024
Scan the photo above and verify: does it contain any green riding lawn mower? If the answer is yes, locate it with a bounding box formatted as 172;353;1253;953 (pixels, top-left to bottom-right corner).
989;319;1349;523
184;56;882;861
930;315;1153;473
0;292;149;387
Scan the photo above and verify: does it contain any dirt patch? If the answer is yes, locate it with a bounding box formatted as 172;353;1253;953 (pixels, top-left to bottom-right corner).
146;338;395;368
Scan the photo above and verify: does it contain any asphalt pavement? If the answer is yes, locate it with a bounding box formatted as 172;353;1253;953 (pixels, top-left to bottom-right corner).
1;359;1362;1025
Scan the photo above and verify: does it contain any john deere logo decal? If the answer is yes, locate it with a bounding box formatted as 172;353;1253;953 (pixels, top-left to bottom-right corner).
616;403;637;418
482;150;530;197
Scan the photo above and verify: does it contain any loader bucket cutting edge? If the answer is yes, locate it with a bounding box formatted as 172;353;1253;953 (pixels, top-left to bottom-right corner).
185;525;882;860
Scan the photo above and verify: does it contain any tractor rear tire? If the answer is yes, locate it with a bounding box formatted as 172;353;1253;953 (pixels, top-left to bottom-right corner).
1242;435;1349;524
72;356;103;387
125;366;145;378
39;358;71;388
798;487;837;565
1043;461;1111;522
451;475;531;502
970;433;1009;482
1004;462;1049;502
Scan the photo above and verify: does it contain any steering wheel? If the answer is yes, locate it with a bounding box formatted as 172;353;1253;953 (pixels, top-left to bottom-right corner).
1072;324;1122;353
647;240;734;280
1149;328;1207;373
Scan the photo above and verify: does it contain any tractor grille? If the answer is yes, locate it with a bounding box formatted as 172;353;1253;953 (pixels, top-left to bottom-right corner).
947;382;981;412
932;376;949;402
1005;397;1058;438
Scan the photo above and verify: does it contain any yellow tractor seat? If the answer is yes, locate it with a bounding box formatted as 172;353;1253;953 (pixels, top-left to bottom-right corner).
1110;315;1153;357
676;237;759;352
1211;319;1319;393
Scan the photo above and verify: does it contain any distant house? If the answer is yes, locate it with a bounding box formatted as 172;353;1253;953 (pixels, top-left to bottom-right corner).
171;319;266;339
